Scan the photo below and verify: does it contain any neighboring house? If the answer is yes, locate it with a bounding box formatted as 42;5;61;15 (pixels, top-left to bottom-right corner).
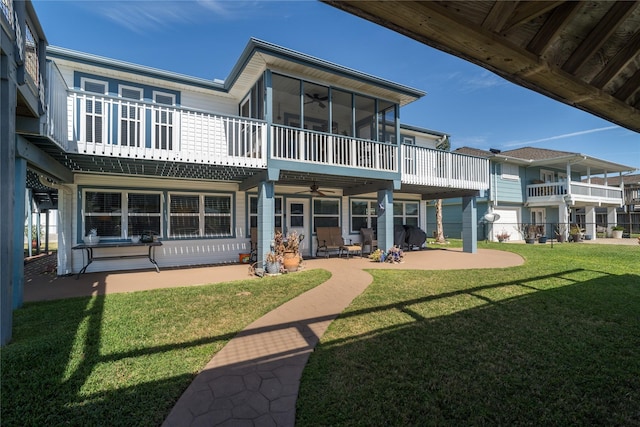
4;0;490;311
586;174;640;235
432;147;635;242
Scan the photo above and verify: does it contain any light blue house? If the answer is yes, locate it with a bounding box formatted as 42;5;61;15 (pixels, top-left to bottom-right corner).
2;0;491;345
430;147;635;242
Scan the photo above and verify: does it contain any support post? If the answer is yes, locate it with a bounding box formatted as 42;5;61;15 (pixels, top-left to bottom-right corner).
585;206;596;240
462;196;477;254
377;188;394;251
256;181;275;266
13;158;27;309
606;207;617;237
1;51;17;345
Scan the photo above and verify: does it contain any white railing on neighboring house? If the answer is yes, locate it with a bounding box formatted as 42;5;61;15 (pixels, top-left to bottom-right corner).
60;91;267;168
401;145;489;189
569;182;623;201
527;181;623;204
270;125;398;172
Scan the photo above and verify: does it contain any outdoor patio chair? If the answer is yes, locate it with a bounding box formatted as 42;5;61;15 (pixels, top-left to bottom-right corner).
316;226;351;258
360;228;378;254
249;228;257;263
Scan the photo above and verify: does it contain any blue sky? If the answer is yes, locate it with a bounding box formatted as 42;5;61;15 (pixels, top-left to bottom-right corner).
33;0;639;171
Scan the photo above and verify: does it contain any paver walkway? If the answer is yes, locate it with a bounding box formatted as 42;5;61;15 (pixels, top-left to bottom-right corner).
25;247;526;426
161;248;524;427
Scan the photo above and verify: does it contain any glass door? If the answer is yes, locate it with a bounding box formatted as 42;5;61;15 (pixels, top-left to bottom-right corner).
286;198;310;256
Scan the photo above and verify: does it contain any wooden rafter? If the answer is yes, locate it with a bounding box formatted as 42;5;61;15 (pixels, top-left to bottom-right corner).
590;30;640;89
562;1;637;75
482;1;518;33
503;1;565;33
526;2;582;55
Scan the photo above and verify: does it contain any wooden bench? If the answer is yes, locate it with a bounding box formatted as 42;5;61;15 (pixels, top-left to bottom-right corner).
316;227;350;258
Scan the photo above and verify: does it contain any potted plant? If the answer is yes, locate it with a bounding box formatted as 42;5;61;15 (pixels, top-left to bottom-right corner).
520;224;536;244
25;224;44;249
496;230;510;243
611;225;624;239
555;224;567;243
570;224;583;242
265;250;282;274
270;230;304;273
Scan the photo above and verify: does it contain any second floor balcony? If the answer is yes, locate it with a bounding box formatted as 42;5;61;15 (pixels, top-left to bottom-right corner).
527;181;624;207
45;88;489;193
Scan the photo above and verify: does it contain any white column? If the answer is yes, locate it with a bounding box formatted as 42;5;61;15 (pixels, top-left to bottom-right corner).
57;185;73;275
585;206;596;240
558;203;569;241
607;207;617;237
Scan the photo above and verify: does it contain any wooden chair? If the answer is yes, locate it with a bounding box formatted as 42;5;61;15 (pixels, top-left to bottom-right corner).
360;228;378;254
249;228;258;263
316;227;350;258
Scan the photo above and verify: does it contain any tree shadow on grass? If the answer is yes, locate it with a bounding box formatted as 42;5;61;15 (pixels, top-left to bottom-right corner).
2;282;243;427
297;271;640;426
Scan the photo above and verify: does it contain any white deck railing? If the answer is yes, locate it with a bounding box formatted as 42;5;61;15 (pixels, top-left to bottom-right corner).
401;145;489;189
47;92;490;190
527;182;623;205
58;91;267;168
270;125;398;172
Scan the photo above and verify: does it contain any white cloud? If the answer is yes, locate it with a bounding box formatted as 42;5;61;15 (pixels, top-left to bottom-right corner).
458;70;506;93
87;0;271;33
502;126;618;148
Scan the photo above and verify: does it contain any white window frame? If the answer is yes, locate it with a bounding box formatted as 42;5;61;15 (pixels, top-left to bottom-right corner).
80;77;108;144
394;201;419;227
403;136;416;175
118;85;143;147
501;163;520;180
540;169;554;183
350;199;377;233
312;198;340;231
248;195;283;232
152;91;176;150
82;189;163;239
168;192;233;238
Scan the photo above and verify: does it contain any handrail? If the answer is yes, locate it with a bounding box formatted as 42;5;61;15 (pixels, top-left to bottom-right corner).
401;145;489;189
270;125;398;172
62;91;267;168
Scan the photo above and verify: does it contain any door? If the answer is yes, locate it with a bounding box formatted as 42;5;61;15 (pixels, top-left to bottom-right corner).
286;198;310;257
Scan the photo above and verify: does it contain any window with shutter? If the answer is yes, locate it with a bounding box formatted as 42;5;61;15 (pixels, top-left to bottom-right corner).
81;79;107;143
153;92;175;150
119;86;143;147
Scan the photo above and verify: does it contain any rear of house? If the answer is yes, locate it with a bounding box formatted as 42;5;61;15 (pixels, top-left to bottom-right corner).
17;38;489;277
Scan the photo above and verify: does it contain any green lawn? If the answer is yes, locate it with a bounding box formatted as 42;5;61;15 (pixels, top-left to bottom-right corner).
296;242;640;426
1;270;329;427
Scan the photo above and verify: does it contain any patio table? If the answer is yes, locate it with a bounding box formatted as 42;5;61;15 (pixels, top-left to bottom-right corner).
72;241;162;279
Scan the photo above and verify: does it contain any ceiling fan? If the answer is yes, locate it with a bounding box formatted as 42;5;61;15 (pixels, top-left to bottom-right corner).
305;93;328;108
297;182;335;197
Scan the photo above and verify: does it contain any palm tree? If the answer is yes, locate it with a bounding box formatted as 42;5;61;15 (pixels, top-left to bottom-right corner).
433;136;450;244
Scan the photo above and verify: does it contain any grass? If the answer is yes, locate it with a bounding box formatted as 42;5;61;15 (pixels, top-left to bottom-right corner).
1;270;330;427
296;242;640;426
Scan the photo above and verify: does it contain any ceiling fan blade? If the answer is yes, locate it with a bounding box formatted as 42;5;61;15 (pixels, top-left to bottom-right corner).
305;93;313;99
318;102;326;108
